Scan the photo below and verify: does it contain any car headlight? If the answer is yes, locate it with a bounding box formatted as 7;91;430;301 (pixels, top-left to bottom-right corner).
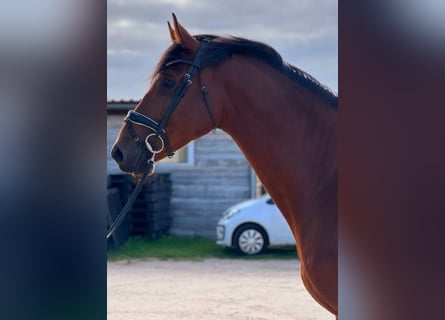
222;208;240;219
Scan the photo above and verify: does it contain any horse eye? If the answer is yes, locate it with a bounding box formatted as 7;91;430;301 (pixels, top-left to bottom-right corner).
163;79;175;88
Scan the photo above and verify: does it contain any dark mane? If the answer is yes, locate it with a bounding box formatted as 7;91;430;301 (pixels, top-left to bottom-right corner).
155;34;338;107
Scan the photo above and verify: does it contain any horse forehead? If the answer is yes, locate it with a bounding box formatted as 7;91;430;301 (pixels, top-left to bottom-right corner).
152;43;184;75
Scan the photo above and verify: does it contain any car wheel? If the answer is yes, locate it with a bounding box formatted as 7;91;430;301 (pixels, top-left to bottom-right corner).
233;224;268;255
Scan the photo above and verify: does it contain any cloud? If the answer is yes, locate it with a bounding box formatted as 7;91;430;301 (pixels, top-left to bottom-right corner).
108;0;337;99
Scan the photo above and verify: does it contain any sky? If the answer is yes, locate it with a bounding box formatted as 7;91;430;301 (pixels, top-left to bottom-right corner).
107;0;338;100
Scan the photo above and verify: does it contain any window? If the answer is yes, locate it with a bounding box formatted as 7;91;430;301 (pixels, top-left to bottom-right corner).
158;141;195;169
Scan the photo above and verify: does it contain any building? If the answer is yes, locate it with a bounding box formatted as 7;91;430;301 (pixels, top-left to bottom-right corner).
107;100;258;239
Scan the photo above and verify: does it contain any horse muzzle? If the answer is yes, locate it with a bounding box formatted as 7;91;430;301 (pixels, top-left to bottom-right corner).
111;140;153;175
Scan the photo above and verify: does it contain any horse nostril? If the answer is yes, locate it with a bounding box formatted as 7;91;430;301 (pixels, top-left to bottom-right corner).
111;145;123;163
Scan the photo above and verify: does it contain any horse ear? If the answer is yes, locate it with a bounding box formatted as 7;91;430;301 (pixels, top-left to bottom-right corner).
171;13;199;50
167;21;179;43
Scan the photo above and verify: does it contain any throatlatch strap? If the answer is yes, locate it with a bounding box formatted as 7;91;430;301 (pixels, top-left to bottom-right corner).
198;71;217;131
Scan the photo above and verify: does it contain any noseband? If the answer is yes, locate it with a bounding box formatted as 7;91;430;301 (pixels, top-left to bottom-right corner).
124;40;217;172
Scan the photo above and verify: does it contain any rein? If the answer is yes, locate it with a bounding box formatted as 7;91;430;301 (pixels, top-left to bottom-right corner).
106;160;153;239
107;40;216;239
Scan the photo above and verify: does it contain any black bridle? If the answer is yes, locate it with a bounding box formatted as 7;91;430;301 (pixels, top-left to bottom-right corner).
107;40;217;239
124;40;217;161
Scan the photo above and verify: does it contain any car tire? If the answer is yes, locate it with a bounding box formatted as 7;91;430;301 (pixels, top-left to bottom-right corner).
233;223;268;255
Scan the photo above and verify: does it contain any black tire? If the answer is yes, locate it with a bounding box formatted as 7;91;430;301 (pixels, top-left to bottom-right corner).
233;223;268;255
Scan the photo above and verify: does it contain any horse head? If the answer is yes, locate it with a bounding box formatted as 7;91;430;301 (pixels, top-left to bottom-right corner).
111;14;222;175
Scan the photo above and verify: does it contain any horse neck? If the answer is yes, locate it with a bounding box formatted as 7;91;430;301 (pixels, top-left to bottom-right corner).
217;57;338;235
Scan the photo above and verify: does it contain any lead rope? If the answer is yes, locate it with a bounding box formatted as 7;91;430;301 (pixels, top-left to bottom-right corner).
107;157;155;239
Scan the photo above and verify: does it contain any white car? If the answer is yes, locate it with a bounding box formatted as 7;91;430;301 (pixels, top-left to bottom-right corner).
216;194;295;255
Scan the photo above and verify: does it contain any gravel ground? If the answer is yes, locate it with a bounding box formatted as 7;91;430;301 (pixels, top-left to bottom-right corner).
108;258;334;320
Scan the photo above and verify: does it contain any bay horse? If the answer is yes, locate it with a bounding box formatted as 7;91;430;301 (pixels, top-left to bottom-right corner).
111;14;338;318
